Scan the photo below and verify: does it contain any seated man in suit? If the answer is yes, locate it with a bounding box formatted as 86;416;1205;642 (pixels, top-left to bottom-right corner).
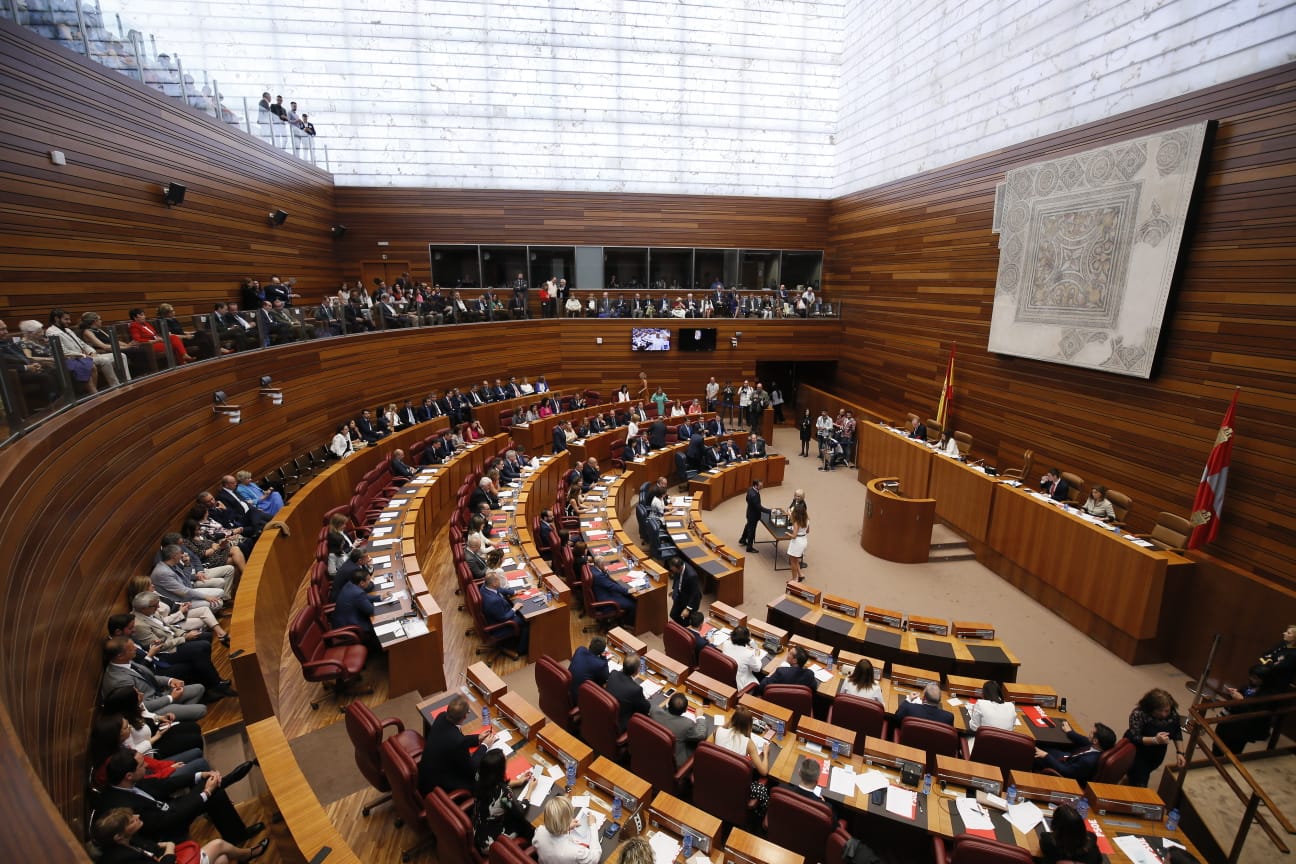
894;682;955;726
677;421;693;441
423;434;452;465
211;480;272;535
705;416;724;437
905;413;926;441
535;509;561;561
414;395;440;424
606;653;652;732
746;434;768;459
151;544;228;611
569;637;610;702
499;449;524;484
580;457;601;492
100;636;207;721
1040;467;1071;502
784;756;842;819
718;438;739;464
117;605;230;698
703;442;723;470
468;476;500;512
627;433;651;458
390;448;416;485
331;563;380;652
417;695;488;795
1033;721;1116;784
332;548;374;601
481;572;529;655
589;554;636;618
355;408;386;443
464;534;489;583
650;692;713;769
685;610;710;654
756;646;815;695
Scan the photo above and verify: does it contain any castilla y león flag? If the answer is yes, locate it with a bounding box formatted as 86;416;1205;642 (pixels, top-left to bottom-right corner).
1187;390;1239;549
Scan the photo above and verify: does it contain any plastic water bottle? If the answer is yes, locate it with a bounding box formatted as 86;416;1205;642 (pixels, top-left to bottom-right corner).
923;773;933;796
774;719;785;740
682;832;694;858
1006;784;1018;805
565;759;577;791
1075;797;1089;819
481;705;490;727
612;796;623;823
638;656;647;676
831;739;842;760
1166;808;1181;831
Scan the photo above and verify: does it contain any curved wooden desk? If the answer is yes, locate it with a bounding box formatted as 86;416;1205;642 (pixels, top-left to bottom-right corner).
861;476;936;564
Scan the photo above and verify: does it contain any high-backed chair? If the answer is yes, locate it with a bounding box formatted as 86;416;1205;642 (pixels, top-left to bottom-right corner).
425;787;483;864
1059;471;1084;504
674;451;698;491
762;683;814;726
1001;449;1033;481
288;606;370;710
664;620;699;671
345;701;425;818
576;681;628;762
827;695;887;753
535;656;580;734
953;431;973;457
697;646;739;689
765;786;838;864
627;715;692;795
925;420;943;445
1141;512;1192;551
580;565;624;631
932;834;1035;864
1106;489;1132;524
465;581;521;663
488;836;538;864
826;827;853;864
965;728;1034;781
1092;738;1136;784
896;717;961;771
379;735;433;860
690;742;759;830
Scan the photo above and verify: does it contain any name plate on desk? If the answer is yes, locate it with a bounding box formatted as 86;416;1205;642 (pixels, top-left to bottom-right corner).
1003;682;1058;709
891;663;940;690
606;627;647;659
496;691;545;740
536;724;593;773
934;755;1003;795
707;602;746;629
684;672;736;711
785;582;821;603
821;593;860;617
645;649;686;685
790;634;834;667
863;606;904;629
906;614;949;636
952;621;996;640
747;619;788;653
1087;782;1165;821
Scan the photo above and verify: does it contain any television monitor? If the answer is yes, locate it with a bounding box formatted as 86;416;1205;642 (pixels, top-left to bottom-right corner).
677;327;717;352
631;327;671;352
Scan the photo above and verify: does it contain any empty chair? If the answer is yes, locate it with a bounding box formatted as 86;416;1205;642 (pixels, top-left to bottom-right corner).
1059;471;1084;504
690;741;760;830
424;787;482;864
576;681;628;763
288;606;369;710
674;451;698;491
663;620;699;671
765;786;838;864
965;728;1034;781
627;714;692;796
345;701;425;819
895;717;961;772
1141;512;1192;551
925;419;943;445
827;694;887;754
535;656;580;735
1001;449;1033;481
953;431;973;457
762;683;814;727
932;834;1034;864
1092;738;1136;784
380;735;433;860
1105;489;1132;524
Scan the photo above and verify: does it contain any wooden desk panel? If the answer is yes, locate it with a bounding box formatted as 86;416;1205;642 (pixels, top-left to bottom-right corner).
928;453;996;543
857;422;933;495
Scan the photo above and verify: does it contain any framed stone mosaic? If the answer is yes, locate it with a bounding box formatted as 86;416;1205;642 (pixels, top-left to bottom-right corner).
988;122;1209;378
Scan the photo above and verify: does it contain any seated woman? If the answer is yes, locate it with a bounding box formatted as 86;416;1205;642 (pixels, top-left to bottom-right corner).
938;430;962;458
968;680;1018;740
91;807;267;864
21;319;96;393
328;423;354;458
182;514;246;575
615;385;631;403
838;660;883;703
381;402;401;434
535;401;553;419
79;311;132;381
468;513;496;554
668;402;685;418
472;749;535;855
532;796;598;864
234;470;284;517
1083;485;1117;520
91;714;209;791
156;303;204;359
101;685;205;763
1039;803;1101;863
129;307;191;364
326;511;366;575
711;706;770;815
686;398;702;416
469;419;487;440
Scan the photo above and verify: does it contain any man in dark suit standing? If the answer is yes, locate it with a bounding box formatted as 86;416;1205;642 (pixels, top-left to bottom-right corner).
685;433;707;471
738;479;770;553
605;653;651;732
756;646;816;695
418;695;486;795
1033;722;1115;784
894;683;955;726
648;419;667;450
552;423;568;454
569;636;610;701
666;555;700;628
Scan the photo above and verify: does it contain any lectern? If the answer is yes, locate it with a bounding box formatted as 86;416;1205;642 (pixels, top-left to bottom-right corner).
861;476;935;563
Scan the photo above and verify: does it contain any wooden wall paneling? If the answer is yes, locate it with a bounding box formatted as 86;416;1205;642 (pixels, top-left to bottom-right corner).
825;62;1296;587
0;20;340;323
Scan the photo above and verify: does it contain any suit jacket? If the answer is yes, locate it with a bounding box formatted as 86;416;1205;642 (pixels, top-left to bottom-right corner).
150;560;207;606
590;566;635;612
747;440;767;458
745;486;770;522
719;442;738;463
894;700;955;727
706;418;724;436
391;456;416;479
415;403;438;423
703;447;721;469
215;487;252;517
756;664;816;695
356;417;383;443
580;463;600;490
670;562;701;611
97;785;208;844
648;421;667;449
628;437;650;457
1036;731;1100;782
465;549;488;582
569;646;610;700
1044;478;1071;502
331;579;376;632
480;586;521;631
650;705;712;767
418;713;483;795
552;426;568;454
606;670;651;732
396;407;418;427
909;423;927;441
677;423;693;440
101;661;171;705
469;487;499;512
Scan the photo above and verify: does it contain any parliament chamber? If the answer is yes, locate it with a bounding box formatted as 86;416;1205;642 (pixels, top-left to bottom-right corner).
2;12;1295;864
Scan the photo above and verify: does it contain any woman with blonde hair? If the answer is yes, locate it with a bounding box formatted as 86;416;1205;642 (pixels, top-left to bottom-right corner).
531;795;599;864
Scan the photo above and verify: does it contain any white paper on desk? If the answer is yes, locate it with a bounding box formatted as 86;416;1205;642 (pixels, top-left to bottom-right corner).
570;795;591;809
502;558;516;567
492;730;514;747
373;621;404;637
607;658;620;674
507;578;527;589
593;485;608;492
529;775;557;802
545;764;565;780
502;505;516;512
947;697;962;706
1006;800;1044;833
380;510;400;519
371;538;396;547
812;667;832;683
665;521;684;528
855;770;889;795
828;766;857;796
373;578;394;588
1113;835;1161;864
371;526;394;537
641;680;662;698
370;554;391;565
885;786;917;819
648;831;681;864
956;797;996;831
404;617;429;637
802;741;824;754
670;533;689;541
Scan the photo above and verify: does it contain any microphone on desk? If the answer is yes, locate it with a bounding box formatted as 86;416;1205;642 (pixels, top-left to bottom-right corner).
966;459;985;469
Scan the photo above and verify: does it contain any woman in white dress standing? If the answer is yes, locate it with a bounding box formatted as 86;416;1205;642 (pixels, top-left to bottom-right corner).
786;501;809;582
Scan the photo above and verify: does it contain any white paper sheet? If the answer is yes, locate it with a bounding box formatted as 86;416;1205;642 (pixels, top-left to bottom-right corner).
545;764;565;780
529;775;556;803
371;527;394;537
828;766;857;796
855;770;890;796
373;621;404;637
812;668;833;682
1112;835;1162;864
370;538;396;547
956;797;996;831
648;832;681;864
641;680;662;698
885;786;917;820
1005;800;1044;833
370;554;391;564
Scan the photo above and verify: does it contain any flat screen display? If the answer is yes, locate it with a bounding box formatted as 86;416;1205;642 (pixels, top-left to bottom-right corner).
677;327;717;351
631;327;671;352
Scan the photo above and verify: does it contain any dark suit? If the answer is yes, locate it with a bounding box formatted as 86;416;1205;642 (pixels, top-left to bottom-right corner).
469;487;499;512
331;579;376;635
423;437;452;465
215;487;270;531
580;462;600;491
415;402;439;423
894;700;955;727
391;455;416;480
677;423;693;441
706;418;724;437
417;712;484;795
606;670;651;732
668;560;701;627
648;421;667;450
356;416;385;443
649;704;712;768
685;434;707;470
569;646;610;701
590;565;635;613
747;439;767;458
909;423;927;442
97;782;251;845
739;484;770;548
1043;477;1071;502
719;442;738;463
1034;730;1101;782
756;663;816;695
535;520;559;559
481;585;528;653
628;437;650;457
552;426;567;454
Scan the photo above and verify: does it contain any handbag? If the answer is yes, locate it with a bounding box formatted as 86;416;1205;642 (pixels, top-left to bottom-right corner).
173;839;202;864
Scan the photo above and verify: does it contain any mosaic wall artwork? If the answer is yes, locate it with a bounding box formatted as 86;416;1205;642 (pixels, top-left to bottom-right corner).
988;122;1209;378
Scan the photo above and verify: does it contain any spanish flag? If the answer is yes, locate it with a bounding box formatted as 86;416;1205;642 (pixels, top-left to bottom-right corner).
1187;389;1239;549
936;343;955;429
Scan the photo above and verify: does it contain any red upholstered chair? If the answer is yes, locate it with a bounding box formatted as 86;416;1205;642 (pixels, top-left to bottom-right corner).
896;717;961;772
966;727;1035;782
932;834;1035;864
581;565;625;631
535;656;580;734
577;681;628;762
826;826;852;864
697;646;737;687
689;741;759;830
827;694;887;754
765;786;839;864
379;735;432;860
425;787;483;864
488;836;538;864
288;606;369;710
465;581;521;663
664;620;699;671
762;684;815;726
1092;738;1136;784
627;714;692;796
345;701;424;818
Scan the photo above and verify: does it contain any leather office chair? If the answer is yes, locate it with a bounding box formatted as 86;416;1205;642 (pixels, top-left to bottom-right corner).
697;646;741;691
664;620;699;671
288;606;369;710
925;419;943;445
1105;489;1132;524
826;826;853;864
1092;738;1136;784
1001;449;1033;481
674;451;698;491
379;735;432;860
827;694;887;754
932;834;1034;864
690;742;759;830
627;714;693;795
535;655;580;734
896;717;961;772
1141;512;1192;551
1060;471;1085;504
762;683;815;726
765;786;839;864
965;727;1034;782
345;701;424;818
487;837;537;864
576;681;628;763
533;515;554;562
608;439;627;471
425;787;483;864
953;431;973;457
464;581;520;663
580;564;624;632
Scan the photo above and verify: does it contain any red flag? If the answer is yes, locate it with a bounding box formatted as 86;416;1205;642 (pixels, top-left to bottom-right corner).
936;343;955;429
1187;390;1239;549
